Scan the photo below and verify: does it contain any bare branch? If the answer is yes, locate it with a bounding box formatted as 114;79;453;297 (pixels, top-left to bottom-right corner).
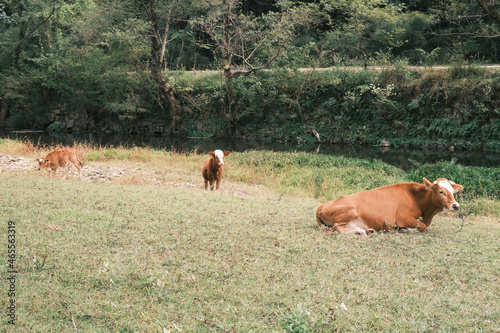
431;31;500;38
16;4;56;49
159;1;175;66
232;51;281;77
475;0;500;25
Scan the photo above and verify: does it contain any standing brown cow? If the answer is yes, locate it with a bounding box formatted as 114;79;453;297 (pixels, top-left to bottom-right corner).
202;150;230;190
316;177;463;234
37;147;82;178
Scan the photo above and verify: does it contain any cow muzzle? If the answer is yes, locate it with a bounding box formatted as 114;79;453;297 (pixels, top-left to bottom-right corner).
452;203;461;211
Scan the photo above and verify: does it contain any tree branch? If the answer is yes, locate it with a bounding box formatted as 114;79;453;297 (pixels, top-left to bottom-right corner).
16;4;56;49
475;0;500;25
431;31;500;38
159;1;175;66
231;51;281;77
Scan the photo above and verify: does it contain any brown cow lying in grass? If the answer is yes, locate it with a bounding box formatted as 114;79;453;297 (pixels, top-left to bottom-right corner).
316;177;463;234
37;147;82;178
202;150;230;190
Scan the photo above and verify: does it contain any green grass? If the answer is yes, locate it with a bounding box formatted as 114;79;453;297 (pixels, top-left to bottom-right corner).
0;140;499;331
1;174;499;332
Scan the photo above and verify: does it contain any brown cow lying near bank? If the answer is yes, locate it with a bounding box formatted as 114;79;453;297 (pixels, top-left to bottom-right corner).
316;177;463;234
202;150;230;190
37;147;82;178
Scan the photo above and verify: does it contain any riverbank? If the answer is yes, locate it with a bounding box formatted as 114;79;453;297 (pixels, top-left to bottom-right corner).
4;66;500;151
3;129;500;172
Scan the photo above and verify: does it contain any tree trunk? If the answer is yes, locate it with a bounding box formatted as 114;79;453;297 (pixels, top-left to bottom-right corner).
151;63;182;136
147;0;183;136
13;5;26;68
222;2;238;136
0;98;8;127
475;0;500;25
223;64;239;136
359;43;368;70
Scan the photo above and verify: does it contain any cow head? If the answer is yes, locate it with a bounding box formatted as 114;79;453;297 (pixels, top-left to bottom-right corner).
37;158;49;170
209;150;230;167
423;177;463;211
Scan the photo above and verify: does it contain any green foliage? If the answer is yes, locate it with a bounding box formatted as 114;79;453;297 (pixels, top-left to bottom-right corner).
228;150;406;200
0;0;153;128
1;0;500;141
406;160;500;200
47;122;62;132
228;67;499;148
281;309;311;333
155;66;500;149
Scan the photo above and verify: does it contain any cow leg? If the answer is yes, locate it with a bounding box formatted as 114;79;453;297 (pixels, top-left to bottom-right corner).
204;179;209;190
334;224;369;235
319;205;374;235
396;218;427;232
333;225;375;235
70;157;81;175
209;180;215;190
74;162;81;175
318;204;357;226
63;164;70;179
215;178;221;190
50;166;58;178
337;218;376;235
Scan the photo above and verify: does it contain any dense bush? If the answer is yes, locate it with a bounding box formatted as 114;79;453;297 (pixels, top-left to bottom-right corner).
406;161;500;200
3;65;500;150
177;67;500;150
227;150;500;216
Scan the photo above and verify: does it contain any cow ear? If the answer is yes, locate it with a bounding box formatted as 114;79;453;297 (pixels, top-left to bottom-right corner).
452;183;463;193
224;151;230;157
423;177;433;189
209;152;214;157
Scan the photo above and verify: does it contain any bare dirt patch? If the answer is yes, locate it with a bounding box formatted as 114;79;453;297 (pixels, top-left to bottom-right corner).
0;153;264;197
0;153;201;189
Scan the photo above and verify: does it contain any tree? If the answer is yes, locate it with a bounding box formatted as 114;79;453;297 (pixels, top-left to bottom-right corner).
425;0;500;62
195;0;321;136
0;0;58;127
475;0;500;26
321;0;405;68
142;0;185;136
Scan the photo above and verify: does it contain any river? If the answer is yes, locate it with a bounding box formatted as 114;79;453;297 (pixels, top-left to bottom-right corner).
2;129;499;170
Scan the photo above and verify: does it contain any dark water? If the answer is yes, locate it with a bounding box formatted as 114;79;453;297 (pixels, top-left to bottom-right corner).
2;129;499;170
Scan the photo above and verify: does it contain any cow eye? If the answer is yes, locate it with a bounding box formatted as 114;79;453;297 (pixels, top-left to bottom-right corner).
439;190;444;194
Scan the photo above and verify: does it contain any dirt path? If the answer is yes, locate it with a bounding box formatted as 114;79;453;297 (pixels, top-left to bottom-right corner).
0;153;200;189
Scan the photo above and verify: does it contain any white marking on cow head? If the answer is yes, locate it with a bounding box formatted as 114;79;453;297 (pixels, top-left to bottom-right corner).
214;149;225;166
432;178;462;211
434;180;455;194
37;158;47;170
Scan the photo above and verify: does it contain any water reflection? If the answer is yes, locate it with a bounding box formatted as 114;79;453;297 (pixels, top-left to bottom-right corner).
2;129;499;170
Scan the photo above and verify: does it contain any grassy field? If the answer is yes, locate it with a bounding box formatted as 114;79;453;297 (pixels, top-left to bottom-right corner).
0;140;499;332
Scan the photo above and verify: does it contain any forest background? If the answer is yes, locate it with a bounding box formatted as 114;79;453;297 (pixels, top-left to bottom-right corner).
1;0;500;150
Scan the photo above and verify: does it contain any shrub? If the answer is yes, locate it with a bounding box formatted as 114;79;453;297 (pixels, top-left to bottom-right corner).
406;160;500;199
